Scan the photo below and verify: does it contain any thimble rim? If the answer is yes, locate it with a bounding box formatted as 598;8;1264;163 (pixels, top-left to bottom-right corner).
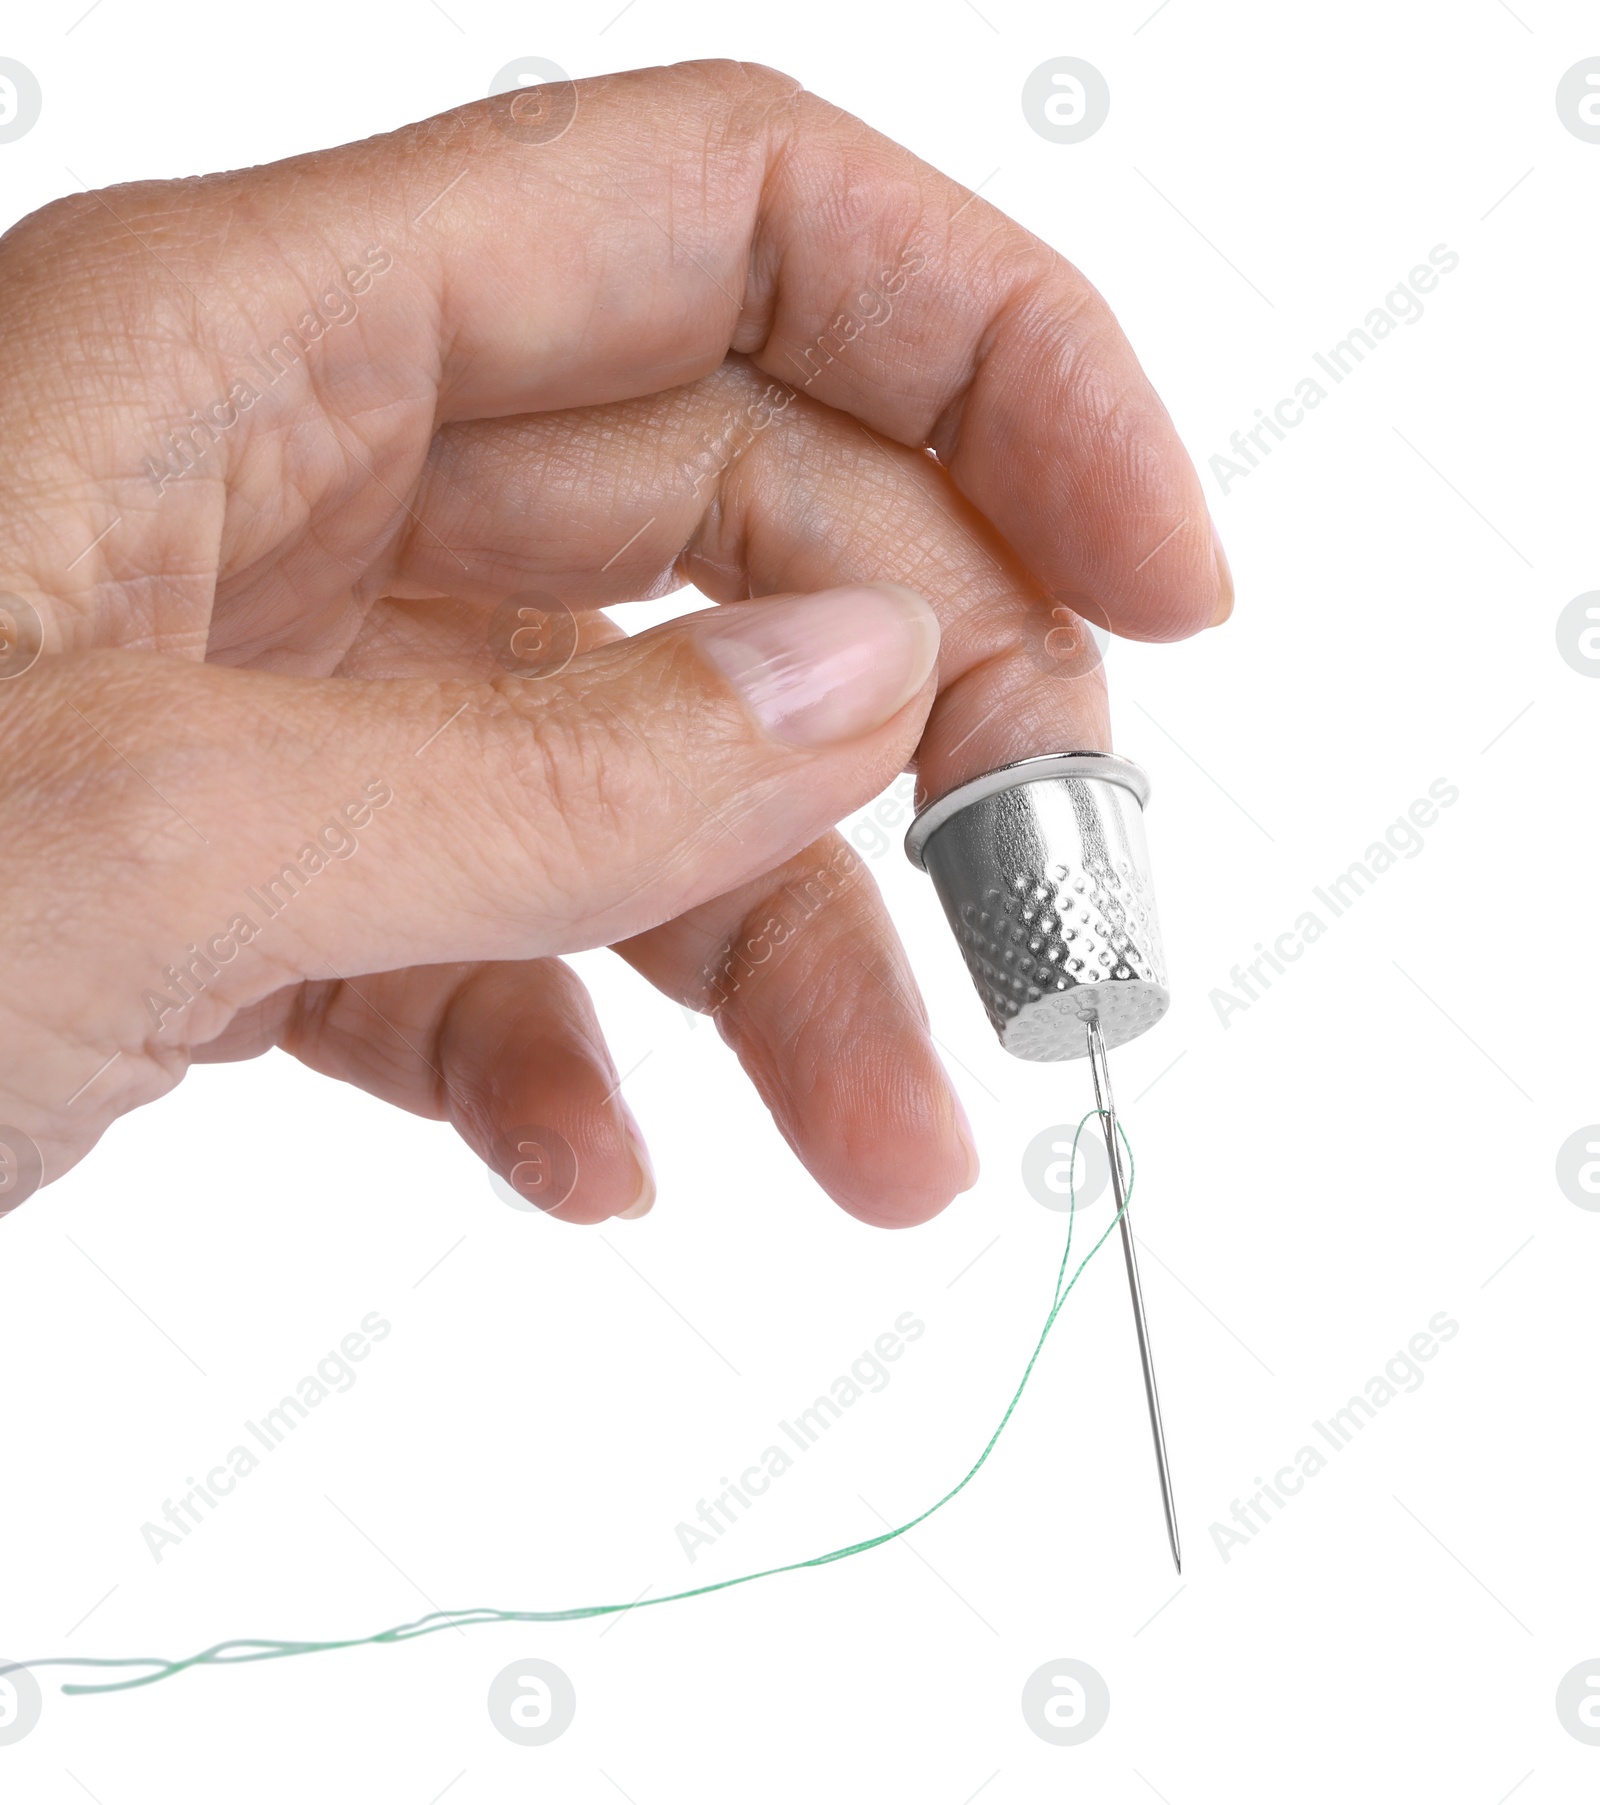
903;751;1151;869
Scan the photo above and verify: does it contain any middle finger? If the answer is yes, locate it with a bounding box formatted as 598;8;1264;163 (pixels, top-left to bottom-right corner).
335;354;1112;801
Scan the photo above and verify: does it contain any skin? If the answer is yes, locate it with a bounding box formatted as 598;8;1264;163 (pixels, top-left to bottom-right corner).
0;59;1229;1230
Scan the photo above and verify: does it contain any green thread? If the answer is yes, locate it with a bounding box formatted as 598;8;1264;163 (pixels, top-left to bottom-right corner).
14;1112;1131;1698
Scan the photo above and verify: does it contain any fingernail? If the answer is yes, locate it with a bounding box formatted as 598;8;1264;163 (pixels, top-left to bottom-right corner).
615;1103;656;1219
1208;518;1234;627
700;584;941;747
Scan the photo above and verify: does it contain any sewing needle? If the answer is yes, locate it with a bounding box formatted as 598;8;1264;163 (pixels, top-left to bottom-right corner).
1087;1014;1181;1573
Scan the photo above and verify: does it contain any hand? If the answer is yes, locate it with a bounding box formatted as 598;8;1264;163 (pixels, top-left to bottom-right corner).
0;60;1228;1229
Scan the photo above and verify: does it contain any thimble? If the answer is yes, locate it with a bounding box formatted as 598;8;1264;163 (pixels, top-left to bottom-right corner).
904;752;1169;1062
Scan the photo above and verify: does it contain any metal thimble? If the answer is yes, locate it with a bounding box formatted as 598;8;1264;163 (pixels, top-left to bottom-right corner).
904;752;1169;1061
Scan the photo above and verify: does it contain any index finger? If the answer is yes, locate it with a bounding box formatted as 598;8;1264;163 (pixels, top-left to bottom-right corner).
4;59;1225;646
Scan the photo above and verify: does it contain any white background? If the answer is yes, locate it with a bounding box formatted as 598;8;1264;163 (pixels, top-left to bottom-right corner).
2;1;1597;1799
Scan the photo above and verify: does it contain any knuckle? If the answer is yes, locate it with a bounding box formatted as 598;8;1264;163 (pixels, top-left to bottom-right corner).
481;637;735;937
480;681;638;924
680;58;802;109
2;178;208;317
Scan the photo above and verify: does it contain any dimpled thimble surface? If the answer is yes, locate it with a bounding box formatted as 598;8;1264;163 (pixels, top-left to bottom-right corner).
906;753;1169;1061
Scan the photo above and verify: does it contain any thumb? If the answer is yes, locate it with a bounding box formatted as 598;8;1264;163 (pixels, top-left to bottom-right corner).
6;582;940;1120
